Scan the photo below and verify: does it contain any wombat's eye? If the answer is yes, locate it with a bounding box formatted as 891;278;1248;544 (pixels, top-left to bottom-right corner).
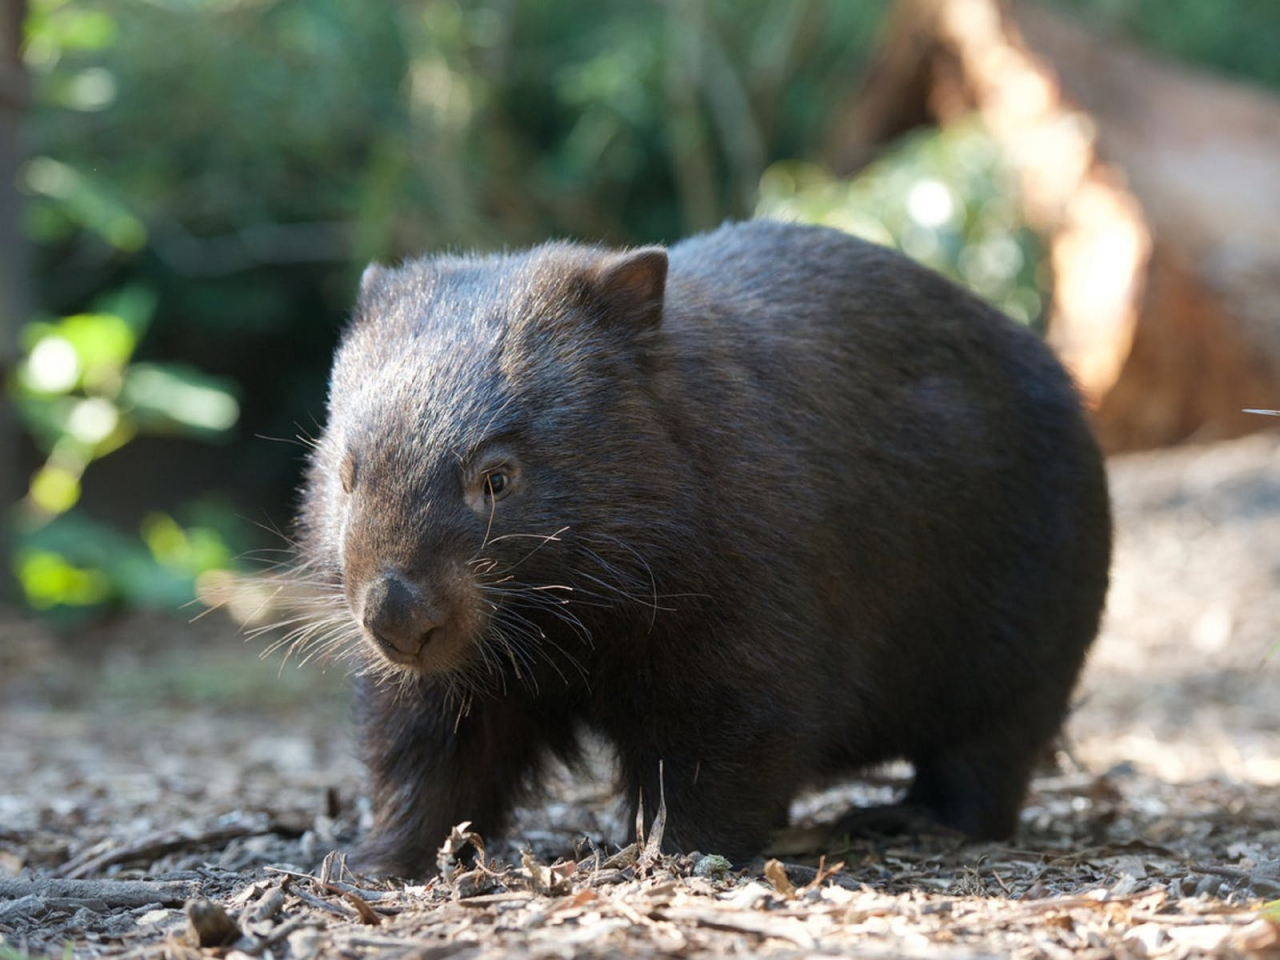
340;453;358;494
466;456;520;515
485;470;510;500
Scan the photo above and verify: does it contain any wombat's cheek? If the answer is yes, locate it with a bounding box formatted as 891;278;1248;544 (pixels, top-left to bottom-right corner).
349;568;486;676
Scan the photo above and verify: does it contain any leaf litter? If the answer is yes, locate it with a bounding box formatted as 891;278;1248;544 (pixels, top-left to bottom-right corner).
4;432;1280;957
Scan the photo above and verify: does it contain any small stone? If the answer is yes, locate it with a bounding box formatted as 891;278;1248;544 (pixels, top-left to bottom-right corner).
692;854;732;881
1194;875;1223;899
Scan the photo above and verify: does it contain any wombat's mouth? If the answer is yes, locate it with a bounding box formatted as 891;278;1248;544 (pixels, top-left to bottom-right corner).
360;620;480;676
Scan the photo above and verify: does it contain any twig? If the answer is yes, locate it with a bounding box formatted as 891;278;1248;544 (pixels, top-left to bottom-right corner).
637;760;667;873
263;866;399;901
285;879;357;920
57;822;264;879
0;878;200;908
1190;863;1254;881
319;882;382;925
0;895;43;923
1129;910;1257;926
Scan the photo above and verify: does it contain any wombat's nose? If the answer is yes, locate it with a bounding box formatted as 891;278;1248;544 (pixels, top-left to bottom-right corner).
361;572;440;659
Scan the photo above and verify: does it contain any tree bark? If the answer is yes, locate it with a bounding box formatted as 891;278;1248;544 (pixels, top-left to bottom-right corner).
825;0;1280;451
1;0;29;601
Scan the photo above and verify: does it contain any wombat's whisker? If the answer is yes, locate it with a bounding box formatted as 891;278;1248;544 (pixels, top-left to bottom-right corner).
477;580;593;645
488;613;573;691
490;627;539;694
248;611;324;643
468;557;502;576
295;625;363;668
479;526;571;570
581;534;661;621
485;528;569;544
273;615;353;663
566;567;674;616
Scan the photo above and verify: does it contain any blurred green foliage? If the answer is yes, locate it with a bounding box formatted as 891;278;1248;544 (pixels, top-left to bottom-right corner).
15;0;891;615
10;281;240;613
11;0;1280;616
758;121;1046;328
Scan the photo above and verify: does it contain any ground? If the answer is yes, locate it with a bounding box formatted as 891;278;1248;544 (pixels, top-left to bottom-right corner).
2;433;1280;958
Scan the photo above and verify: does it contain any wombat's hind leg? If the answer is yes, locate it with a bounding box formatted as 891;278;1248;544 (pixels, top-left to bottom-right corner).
904;723;1047;840
832;725;1044;843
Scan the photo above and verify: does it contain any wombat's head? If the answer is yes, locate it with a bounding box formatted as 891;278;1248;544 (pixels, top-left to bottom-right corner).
295;242;688;687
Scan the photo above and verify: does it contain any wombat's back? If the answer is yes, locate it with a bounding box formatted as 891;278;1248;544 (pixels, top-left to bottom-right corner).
653;221;1110;808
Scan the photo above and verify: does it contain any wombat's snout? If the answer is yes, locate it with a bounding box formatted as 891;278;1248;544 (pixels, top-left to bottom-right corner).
361;571;441;661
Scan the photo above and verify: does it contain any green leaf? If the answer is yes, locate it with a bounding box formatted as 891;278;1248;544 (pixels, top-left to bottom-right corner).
119;363;241;437
12;510;234;613
23;157;147;252
756;119;1046;329
53;312;138;378
28;464;83;516
16;548;112;610
141;512;234;576
11;394;87;452
93;285;158;339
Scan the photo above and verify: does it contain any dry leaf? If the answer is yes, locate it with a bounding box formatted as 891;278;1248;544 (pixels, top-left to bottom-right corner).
1232;917;1280;952
183;897;241;948
436;821;485;881
764;859;796;899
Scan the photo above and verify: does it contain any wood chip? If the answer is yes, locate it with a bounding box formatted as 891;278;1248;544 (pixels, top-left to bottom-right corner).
184;897;242;948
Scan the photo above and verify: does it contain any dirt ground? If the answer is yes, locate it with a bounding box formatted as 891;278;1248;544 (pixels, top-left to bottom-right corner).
2;432;1280;958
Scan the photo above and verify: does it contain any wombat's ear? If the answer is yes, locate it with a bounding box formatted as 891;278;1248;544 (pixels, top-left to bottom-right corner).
588;247;668;330
359;263;387;299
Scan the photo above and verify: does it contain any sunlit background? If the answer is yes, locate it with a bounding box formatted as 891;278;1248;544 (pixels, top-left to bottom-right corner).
4;0;1280;619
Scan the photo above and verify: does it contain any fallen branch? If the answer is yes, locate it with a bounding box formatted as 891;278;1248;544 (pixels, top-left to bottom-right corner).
57;819;267;879
0;875;200;921
0;877;200;909
826;0;1280;450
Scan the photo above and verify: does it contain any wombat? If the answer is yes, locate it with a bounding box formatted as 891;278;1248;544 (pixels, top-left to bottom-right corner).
296;220;1111;877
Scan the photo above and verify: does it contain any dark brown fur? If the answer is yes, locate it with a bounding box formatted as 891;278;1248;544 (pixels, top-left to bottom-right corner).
296;220;1111;877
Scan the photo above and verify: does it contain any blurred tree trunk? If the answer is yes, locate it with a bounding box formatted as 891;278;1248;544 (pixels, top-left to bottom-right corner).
825;0;1280;452
1;0;28;601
